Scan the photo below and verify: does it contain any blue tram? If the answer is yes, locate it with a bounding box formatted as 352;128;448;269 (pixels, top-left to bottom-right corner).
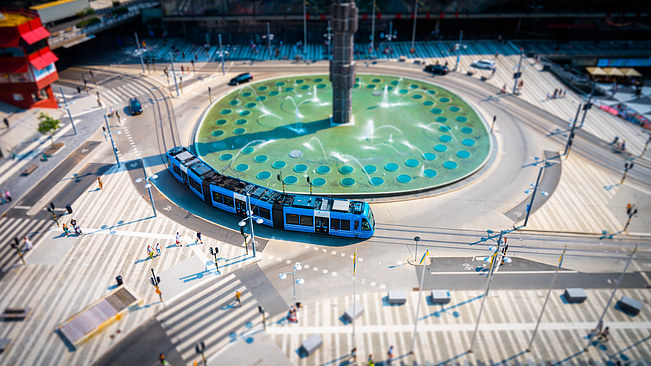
166;146;375;238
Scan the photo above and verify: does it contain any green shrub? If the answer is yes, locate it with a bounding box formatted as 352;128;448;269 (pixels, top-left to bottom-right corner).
76;17;100;28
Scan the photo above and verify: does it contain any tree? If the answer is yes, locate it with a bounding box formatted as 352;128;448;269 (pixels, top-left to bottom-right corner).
37;113;61;147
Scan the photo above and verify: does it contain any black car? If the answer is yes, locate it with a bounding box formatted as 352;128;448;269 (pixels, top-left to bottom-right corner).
424;64;449;75
129;98;143;115
228;73;253;86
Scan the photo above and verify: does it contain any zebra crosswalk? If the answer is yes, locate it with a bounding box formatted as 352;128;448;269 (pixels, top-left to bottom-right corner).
0;216;54;273
156;272;263;364
266;288;651;365
99;82;151;111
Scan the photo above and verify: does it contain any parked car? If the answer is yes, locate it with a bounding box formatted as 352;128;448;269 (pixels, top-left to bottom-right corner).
228;73;253;85
470;59;496;70
129;98;143;115
424;64;449;75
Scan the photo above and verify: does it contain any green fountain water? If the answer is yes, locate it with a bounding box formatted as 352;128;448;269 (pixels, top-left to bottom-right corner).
194;74;491;196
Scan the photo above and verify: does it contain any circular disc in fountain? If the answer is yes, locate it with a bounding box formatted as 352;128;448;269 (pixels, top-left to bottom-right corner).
195;74;491;196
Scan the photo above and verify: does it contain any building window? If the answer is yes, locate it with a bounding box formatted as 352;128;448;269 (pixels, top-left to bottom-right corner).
12;93;24;101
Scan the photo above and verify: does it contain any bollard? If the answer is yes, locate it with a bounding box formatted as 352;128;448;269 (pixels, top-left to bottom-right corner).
66;204;73;214
116;275;123;286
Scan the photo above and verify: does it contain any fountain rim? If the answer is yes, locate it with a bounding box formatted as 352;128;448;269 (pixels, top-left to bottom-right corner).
191;73;496;200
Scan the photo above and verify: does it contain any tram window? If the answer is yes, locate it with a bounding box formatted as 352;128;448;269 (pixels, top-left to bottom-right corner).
212;192;223;203
361;219;371;231
300;215;313;226
259;207;271;220
223;196;234;207
251;205;259;216
286;214;299;225
341;219;351;231
191;178;200;191
173;166;181;175
354;221;359;231
331;218;340;230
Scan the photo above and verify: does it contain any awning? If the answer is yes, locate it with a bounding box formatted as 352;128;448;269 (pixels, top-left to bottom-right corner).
620;68;642;77
20;26;50;45
603;67;624;76
0;61;29;73
585;67;607;76
28;50;59;70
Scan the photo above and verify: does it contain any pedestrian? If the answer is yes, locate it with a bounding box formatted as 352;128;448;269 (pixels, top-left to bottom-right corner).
147;244;154;259
74;224;83;235
4;189;11;202
70;218;77;227
175;232;182;247
23;237;33;251
368;354;375;366
116;111;121;125
196;231;203;244
62;223;70;236
97;177;103;190
350;347;357;362
3;118;9;128
97;97;102;107
235;290;242;306
0;191;5;204
501;84;507;94
159;353;168;365
76;86;81;94
621;140;626;151
610;136;619;145
598;326;610;342
156;243;161;256
181;65;184;73
387;345;395;363
552;89;557;99
519;79;524;89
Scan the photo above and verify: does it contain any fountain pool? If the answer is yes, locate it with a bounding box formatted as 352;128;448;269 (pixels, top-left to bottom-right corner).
195;74;491;196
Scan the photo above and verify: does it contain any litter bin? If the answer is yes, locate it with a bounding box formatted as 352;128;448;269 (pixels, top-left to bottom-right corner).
66;204;73;214
116;275;123;286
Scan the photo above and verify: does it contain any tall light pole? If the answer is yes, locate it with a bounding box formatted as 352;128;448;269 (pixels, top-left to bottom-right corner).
579;82;596;128
135;174;159;217
169;52;179;97
370;0;376;55
134;32;145;73
564;103;582;158
264;22;273;50
59;87;77;135
585;246;637;351
522;166;543;227
454;30;464;72
410;0;419;53
512;50;525;94
103;113;120;167
279;263;304;305
218;34;225;75
303;0;307;55
409;247;429;355
239;192;263;257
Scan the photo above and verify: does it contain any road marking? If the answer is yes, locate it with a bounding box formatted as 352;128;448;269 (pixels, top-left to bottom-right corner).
429;270;579;275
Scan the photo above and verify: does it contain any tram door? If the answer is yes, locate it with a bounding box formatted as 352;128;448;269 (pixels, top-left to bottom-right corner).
234;199;246;216
315;217;329;233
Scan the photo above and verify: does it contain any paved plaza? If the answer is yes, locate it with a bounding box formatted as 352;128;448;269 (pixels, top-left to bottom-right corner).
0;38;649;366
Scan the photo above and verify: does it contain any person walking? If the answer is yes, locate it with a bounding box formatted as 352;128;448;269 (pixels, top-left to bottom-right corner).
155;243;161;256
175;232;182;247
62;223;70;236
387;345;395;363
598;326;610;342
1;191;5;204
235;290;242;306
147;244;154;259
196;231;203;244
23;237;33;251
4;189;11;202
98;177;103;190
115;111;121;125
74;223;83;235
368;354;374;366
349;347;357;362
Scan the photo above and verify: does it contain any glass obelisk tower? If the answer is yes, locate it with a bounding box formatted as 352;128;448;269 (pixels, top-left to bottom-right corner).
330;0;358;124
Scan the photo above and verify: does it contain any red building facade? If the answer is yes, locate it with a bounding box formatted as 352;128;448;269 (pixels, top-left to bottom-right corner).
0;8;59;109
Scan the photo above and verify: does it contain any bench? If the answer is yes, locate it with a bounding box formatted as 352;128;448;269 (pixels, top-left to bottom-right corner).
300;334;323;356
564;288;587;303
0;338;10;352
344;302;364;322
1;307;31;320
22;164;38;176
387;290;407;305
618;296;642;315
430;290;451;304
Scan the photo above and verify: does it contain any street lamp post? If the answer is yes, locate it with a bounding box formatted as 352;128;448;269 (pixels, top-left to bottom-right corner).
370;0;376;56
262;22;274;51
522;166;544;227
453;30;465;72
218;34;225;75
410;0;418;53
103;113;120;167
169;52;180;97
134;32;146;73
135;174;159;217
512;50;525;94
302;0;307;55
578;82;596;128
279;263;304;305
59;87;77;135
413;236;420;262
564;103;583;158
620;161;634;184
624;204;638;231
238;192;264;257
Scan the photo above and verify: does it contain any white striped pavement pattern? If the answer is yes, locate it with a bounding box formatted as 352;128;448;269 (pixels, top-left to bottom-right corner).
0;166;242;366
156;272;263;364
0;217;53;272
525;154;623;233
267;288;651;365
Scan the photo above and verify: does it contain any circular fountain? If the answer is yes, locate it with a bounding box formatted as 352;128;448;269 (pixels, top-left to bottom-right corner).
195;74;491;196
